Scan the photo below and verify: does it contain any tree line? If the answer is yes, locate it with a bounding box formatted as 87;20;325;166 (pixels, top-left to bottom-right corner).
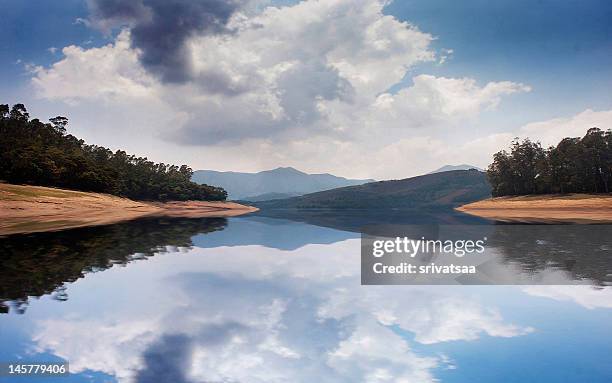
0;104;226;201
487;127;612;196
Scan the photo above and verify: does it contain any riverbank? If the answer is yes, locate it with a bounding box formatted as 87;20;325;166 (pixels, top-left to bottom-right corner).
456;194;612;223
0;183;258;235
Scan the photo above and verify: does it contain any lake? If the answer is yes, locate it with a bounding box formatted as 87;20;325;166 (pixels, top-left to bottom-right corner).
1;212;612;382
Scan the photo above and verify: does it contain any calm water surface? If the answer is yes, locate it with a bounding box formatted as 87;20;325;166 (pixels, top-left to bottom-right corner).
1;213;612;382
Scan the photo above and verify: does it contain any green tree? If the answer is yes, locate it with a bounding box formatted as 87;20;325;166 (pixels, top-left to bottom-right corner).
489;128;612;196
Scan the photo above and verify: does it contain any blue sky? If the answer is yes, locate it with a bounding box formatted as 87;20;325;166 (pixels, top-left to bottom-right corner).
387;0;612;128
1;0;611;177
0;1;97;88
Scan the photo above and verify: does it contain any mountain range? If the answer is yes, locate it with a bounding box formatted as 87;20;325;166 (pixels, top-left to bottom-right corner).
192;167;374;200
253;169;491;210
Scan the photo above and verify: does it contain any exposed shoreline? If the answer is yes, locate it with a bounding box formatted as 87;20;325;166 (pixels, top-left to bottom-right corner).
0;183;258;236
456;194;612;223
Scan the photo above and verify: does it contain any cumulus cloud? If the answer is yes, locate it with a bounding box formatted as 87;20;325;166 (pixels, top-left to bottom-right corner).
33;317;159;381
327;319;439;382
373;75;530;123
393;298;534;344
32;30;155;103
29;0;534;177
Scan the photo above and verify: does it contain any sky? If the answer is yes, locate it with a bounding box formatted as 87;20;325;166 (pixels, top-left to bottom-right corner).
1;0;611;179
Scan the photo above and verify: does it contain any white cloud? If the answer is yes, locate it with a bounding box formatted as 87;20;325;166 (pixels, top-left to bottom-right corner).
33;317;159;382
327;319;439;383
374;75;529;123
519;108;612;147
32;30;155;104
392;298;534;344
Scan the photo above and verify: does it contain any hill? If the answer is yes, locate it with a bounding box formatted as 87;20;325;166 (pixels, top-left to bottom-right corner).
253;169;491;210
192;167;374;200
428;164;483;174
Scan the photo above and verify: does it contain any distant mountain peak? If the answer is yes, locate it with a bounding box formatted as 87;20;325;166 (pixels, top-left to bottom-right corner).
268;166;306;175
428;164;483;174
192;167;373;200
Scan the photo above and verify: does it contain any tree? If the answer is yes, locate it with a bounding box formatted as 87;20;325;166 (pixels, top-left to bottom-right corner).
488;128;612;196
487;138;547;196
0;104;8;119
9;104;29;121
49;116;69;135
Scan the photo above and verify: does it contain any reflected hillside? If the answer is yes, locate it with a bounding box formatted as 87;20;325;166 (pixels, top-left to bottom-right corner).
254;208;489;235
489;225;612;285
192;216;357;250
0;217;227;313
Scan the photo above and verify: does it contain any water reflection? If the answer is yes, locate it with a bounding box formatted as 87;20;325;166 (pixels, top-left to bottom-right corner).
256;208;612;285
0;217;226;313
358;223;612;285
0;213;611;382
253;209;488;234
192;216;357;250
490;225;612;285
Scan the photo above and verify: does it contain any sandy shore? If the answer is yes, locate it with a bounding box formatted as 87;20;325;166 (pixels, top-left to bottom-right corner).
0;183;258;235
456;194;612;223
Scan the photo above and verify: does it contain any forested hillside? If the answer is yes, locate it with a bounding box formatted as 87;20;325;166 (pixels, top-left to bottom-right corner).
0;104;226;201
253;170;491;209
488;128;612;196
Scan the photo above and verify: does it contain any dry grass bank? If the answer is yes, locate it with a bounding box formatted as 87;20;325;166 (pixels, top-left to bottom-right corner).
456;194;612;223
0;183;257;235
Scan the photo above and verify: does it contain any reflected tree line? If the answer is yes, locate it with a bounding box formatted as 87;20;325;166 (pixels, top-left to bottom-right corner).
489;224;612;285
0;217;227;314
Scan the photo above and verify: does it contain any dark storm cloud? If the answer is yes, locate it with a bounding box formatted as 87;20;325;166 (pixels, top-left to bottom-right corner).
87;0;242;83
135;334;193;383
88;0;147;24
